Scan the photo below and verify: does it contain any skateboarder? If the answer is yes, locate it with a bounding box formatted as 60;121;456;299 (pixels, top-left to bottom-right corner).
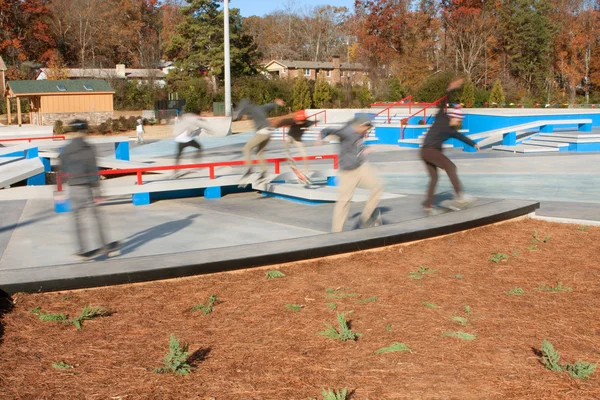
232;98;285;183
421;77;480;215
320;116;383;232
172;113;212;178
274;110;314;174
58;119;118;259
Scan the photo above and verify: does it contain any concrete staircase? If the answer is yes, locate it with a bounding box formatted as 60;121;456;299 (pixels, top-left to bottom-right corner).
493;132;600;153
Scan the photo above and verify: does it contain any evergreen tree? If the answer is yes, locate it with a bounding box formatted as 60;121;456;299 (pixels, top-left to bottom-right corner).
357;77;374;107
489;79;505;106
313;73;332;108
458;78;475;107
293;76;312;111
387;76;407;102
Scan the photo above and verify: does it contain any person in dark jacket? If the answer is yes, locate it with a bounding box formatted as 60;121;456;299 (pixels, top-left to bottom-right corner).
421;77;480;215
233;98;285;182
58;120;110;258
274;110;314;173
320;116;383;232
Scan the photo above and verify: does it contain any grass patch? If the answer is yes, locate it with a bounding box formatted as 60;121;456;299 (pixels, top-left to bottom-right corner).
577;225;590;231
191;295;218;315
375;342;412;354
325;288;358;299
532;230;551;243
317;312;361;342
507;287;525;296
285;304;303;312
70;305;109;330
512;250;520;256
540;340;597;379
359;296;377;303
536;282;572;293
443;331;476;341
309;388;349;400
488;252;509;263
527;245;540;251
51;360;73;370
385;324;392;331
422;301;439;309
451;316;468;325
455;274;463;279
266;270;286;279
326;302;337;310
464;305;471;315
30;307;68;323
154;334;191;375
61;296;73;302
408;266;437;280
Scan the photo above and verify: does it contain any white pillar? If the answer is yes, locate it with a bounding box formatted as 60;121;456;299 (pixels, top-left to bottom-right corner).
223;0;232;116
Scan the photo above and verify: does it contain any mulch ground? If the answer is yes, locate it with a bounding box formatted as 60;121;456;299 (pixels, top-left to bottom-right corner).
1;218;599;400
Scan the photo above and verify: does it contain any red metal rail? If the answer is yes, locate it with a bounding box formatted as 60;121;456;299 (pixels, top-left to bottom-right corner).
0;135;66;143
56;154;338;192
372;95;413;124
400;95;447;140
306;110;327;127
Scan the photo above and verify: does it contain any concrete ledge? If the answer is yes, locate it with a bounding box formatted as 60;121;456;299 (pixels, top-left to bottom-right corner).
0;199;539;293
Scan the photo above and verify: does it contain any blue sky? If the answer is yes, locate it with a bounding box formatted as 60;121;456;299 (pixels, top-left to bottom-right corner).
233;0;354;17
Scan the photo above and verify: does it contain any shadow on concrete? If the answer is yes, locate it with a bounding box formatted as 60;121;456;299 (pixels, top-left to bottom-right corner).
115;213;201;257
0;288;13;345
0;214;54;234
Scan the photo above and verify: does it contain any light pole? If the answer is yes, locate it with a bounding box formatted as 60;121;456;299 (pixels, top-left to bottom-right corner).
224;0;232;116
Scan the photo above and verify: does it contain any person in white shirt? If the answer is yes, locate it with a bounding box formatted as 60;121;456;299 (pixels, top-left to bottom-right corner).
136;119;145;144
172;113;212;177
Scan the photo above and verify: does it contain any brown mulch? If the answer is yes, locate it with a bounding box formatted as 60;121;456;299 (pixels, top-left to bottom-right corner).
1;219;599;400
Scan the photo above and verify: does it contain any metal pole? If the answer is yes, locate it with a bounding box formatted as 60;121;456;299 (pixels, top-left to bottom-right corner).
224;0;232;117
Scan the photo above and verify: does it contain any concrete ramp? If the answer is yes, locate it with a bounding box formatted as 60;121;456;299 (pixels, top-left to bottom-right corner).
0;158;44;188
0;124;53;138
95;157;172;175
0;143;38;157
198;116;232;137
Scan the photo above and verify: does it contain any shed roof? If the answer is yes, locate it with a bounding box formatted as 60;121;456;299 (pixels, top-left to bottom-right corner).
7;79;114;95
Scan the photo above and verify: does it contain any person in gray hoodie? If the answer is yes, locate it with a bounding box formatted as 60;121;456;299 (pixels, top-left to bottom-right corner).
320;116;383;232
232;98;285;181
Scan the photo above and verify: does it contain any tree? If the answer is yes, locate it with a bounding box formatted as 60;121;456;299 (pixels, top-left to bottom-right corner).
292;76;312;110
357;77;374;107
458;78;475;106
489;78;505;106
45;51;69;80
313;73;332;107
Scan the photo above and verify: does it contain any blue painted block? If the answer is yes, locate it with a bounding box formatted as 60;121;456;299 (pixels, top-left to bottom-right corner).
115;141;130;161
573;142;600;152
463;144;477;152
540;125;553;133
397;142;420;148
25;147;39;158
374;126;401;144
41;157;51;172
54;197;72;213
132;192;150;206
502;131;516;146
327;176;338;186
0;151;25;158
205;186;222;199
578;122;592;132
27;172;45;186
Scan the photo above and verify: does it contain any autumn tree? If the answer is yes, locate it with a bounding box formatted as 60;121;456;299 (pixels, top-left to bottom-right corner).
292;76;312;110
46;51;69;80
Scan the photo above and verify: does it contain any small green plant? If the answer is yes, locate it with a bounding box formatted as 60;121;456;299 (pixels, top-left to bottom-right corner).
528;245;540;251
154;334;191;375
532;230;551;243
285;304;303;312
266;270;286;279
309;388;349;400
326;302;337;310
375;342;412;354
507;287;525;296
325;288;358;299
443;331;477;341
30;307;68;323
464;305;471;315
359;296;377;303
540;340;597;379
70;305;108;330
541;340;563;372
317;312;361;342
451;316;468;325
408;266;437;280
191;295;219;315
53;120;64;135
422;301;439;309
61;295;73;302
489;252;509;263
512;250;520;256
455;274;463;279
536;282;572;292
385;324;392;331
51;360;73;370
577;225;589;231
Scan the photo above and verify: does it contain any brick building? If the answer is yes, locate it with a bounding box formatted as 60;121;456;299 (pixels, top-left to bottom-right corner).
263;56;366;85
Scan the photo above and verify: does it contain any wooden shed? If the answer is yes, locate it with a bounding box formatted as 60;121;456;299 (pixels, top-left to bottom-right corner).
5;79;115;127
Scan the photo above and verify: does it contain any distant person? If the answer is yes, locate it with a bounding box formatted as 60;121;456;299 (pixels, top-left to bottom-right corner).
274;110;314;173
58;119;117;259
421;77;480;215
136;118;145;145
171;113;213;178
320;116;383;232
232;98;285;183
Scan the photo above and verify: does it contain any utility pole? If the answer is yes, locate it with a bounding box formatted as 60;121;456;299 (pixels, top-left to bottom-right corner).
224;0;232;116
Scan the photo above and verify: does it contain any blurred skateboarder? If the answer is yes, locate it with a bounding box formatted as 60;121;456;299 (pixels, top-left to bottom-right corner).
274;110;314;174
171;113;213;178
58;119;118;259
320;116;383;232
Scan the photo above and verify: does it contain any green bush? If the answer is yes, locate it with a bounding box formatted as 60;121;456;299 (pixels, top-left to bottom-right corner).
54;120;64;135
415;71;455;102
127;116;137;130
118;116;129;131
97;123;110;134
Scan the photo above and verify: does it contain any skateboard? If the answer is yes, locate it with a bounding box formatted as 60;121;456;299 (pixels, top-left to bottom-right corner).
78;241;121;260
238;173;270;188
438;198;475;212
287;158;311;186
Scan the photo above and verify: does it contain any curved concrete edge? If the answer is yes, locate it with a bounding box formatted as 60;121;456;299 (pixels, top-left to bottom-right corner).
0;199;539;294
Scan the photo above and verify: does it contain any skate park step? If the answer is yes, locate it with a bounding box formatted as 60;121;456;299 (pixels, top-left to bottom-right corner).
492;144;559;153
0;143;38;157
523;140;569;148
0;158;45;187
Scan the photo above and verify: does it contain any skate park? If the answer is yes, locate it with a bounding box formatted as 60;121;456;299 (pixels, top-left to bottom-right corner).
1;102;600;294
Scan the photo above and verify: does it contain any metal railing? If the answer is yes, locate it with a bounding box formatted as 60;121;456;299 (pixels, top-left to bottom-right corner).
400;95;447;140
0;136;66;143
56;154;339;192
306;110;327;127
372;95;413;124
